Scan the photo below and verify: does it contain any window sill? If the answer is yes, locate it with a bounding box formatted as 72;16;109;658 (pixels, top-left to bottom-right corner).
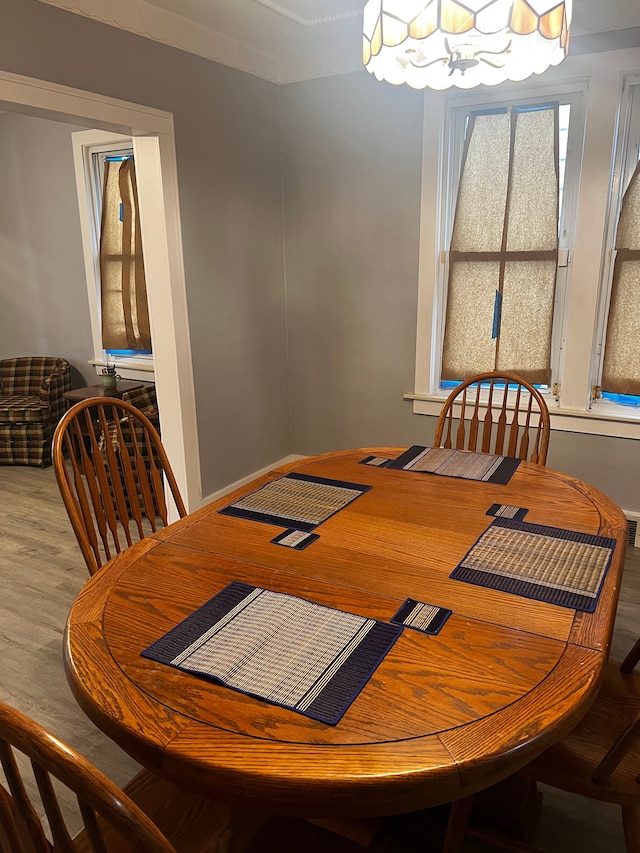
89;359;155;383
405;393;640;440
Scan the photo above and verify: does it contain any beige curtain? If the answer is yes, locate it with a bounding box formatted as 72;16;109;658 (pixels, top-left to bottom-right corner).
99;157;152;353
442;105;559;384
601;160;640;395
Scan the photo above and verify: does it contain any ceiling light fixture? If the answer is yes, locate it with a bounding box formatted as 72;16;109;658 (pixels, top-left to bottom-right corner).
363;0;572;90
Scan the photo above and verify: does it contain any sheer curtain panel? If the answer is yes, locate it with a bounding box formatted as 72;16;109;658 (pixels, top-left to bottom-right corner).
601;161;640;396
99;157;152;353
442;105;559;385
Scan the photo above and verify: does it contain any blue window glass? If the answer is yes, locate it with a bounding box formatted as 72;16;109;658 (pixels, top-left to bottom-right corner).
439;380;548;392
601;392;640;408
106;348;152;357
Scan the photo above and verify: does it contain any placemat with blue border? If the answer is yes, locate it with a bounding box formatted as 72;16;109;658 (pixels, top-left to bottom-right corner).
218;473;371;532
450;517;616;611
387;446;520;485
142;581;402;726
391;599;451;635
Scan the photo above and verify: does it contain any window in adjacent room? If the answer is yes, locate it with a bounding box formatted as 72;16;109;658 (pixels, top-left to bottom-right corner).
72;130;154;380
98;153;152;357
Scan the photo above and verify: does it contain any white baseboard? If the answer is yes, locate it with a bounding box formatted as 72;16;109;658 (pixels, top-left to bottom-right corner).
197;454;306;509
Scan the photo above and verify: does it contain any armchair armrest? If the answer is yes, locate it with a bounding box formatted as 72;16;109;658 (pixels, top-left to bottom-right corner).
121;385;159;427
39;359;71;425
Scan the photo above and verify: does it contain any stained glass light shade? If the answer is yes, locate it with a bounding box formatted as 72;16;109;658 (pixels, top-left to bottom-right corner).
363;0;572;90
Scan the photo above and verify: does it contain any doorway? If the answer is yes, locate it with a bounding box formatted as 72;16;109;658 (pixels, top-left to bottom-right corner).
0;70;201;512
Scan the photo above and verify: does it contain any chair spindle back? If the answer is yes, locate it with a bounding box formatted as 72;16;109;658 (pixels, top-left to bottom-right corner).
53;397;186;576
0;702;177;852
434;371;551;465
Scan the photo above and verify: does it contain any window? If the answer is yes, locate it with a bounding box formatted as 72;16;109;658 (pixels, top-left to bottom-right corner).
72;130;154;381
441;103;563;387
593;78;640;408
411;51;640;440
98;154;152;356
436;90;583;394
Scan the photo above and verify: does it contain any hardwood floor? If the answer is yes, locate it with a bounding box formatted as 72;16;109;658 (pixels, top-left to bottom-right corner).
0;464;637;850
0;464;141;837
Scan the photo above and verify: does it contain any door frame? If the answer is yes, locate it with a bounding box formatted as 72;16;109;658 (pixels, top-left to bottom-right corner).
0;69;201;511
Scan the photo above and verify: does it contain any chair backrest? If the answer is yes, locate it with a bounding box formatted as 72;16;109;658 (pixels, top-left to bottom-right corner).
588;636;640;788
433;371;551;465
0;356;69;398
53;397;187;576
0;702;177;853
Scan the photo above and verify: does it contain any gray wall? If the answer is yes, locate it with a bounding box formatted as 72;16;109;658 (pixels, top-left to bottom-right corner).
2;0;289;496
281;72;432;453
546;431;640;513
0;112;94;387
3;0;639;514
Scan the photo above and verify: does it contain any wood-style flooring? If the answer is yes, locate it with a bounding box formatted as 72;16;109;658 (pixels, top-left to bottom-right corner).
0;464;637;851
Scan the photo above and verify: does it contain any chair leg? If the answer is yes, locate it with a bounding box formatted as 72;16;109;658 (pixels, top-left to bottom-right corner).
621;639;640;673
442;796;475;853
309;818;381;846
622;804;640;853
467;826;545;852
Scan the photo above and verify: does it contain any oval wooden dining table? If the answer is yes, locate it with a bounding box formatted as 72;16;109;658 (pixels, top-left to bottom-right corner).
64;447;627;819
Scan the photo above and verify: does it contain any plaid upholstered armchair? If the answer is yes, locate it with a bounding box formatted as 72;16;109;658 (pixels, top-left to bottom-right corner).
108;383;161;468
0;357;71;466
121;383;159;431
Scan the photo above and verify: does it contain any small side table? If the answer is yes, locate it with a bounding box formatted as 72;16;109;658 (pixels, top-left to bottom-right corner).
64;380;144;407
62;381;148;464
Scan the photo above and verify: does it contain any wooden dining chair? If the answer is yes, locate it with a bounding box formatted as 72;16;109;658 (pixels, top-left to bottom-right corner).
433;371;551;466
0;702;378;853
0;701;231;852
443;637;640;852
53;397;186;576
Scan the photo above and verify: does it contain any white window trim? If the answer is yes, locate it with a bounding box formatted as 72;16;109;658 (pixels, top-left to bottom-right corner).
411;48;640;440
72;129;155;381
590;74;640;409
436;92;583;392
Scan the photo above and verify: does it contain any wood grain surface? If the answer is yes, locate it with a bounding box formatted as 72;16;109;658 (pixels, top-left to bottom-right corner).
64;448;628;819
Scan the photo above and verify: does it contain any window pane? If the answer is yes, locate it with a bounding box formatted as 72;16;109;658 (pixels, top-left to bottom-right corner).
506;109;558;252
616;162;640;250
497;260;556;383
451;112;509;253
442;103;559;384
597;83;640;401
602;258;640;395
99;158;152;353
442;261;499;379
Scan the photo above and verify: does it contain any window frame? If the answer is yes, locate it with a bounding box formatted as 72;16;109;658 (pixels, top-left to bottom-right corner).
429;84;585;401
437;95;583;391
590;74;640;412
410;51;640;441
72;129;155;381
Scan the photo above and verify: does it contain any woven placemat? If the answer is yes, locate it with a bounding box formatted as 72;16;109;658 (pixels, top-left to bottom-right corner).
219;473;372;532
359;455;393;468
450;517;616;611
387;446;520;485
391;599;451;635
486;503;528;520
142;582;401;726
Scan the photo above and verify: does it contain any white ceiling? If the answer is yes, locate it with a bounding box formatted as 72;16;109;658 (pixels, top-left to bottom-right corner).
38;0;640;84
